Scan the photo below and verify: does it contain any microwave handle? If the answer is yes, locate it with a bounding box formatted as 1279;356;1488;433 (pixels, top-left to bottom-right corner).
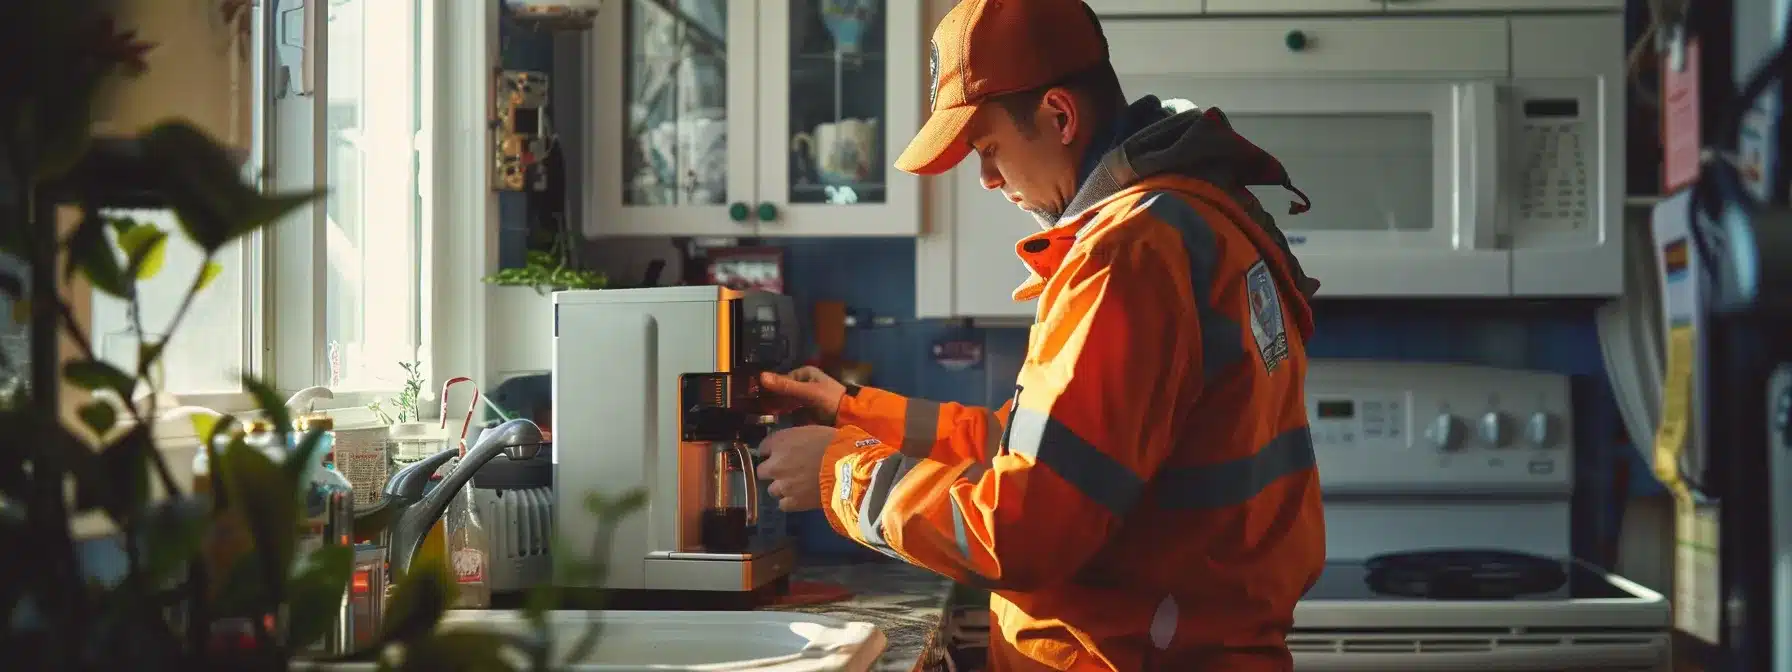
1460;81;1502;250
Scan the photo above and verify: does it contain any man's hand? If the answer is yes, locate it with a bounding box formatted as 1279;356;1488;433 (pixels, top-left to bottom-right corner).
756;425;837;512
758;366;847;426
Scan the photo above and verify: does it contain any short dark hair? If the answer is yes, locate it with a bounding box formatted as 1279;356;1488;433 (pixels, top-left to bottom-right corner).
990;4;1125;137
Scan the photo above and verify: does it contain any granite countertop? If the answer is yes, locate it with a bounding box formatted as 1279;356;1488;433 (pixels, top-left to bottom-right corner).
763;560;960;671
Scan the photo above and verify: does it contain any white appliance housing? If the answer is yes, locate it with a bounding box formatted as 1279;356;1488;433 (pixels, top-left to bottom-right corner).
551;286;795;592
1294;360;1671;671
915;13;1626;317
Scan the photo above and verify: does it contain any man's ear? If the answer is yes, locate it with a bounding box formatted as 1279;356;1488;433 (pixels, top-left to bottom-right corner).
1039;88;1080;145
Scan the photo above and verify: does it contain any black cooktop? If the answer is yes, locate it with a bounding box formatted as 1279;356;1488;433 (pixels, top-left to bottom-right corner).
1306;550;1639;601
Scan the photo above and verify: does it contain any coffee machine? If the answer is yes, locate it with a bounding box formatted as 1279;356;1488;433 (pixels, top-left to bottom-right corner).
551;286;799;597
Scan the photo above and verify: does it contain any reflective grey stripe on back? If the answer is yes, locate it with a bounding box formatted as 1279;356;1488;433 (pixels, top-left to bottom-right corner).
901;398;941;458
1139;192;1245;382
1156;426;1316;510
1005;407;1144;517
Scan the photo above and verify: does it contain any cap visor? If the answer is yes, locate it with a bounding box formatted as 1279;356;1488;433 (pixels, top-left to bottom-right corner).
894;104;978;175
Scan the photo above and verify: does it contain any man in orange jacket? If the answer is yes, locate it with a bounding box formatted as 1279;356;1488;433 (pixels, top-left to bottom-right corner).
754;1;1326;669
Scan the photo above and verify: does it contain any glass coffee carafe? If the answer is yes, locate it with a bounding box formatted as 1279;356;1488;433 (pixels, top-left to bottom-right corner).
701;442;759;553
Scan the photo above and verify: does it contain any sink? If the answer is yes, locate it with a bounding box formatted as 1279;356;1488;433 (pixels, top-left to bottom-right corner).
310;610;887;671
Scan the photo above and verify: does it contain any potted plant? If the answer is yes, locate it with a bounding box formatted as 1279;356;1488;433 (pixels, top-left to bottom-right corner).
0;3;641;669
483;234;605;377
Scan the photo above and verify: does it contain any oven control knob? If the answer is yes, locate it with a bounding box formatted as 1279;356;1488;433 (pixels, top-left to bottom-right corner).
1525;412;1556;448
1425;414;1463;451
1478;412;1510;447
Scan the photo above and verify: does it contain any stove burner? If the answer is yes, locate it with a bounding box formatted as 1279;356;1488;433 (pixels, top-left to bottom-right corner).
1363;549;1569;600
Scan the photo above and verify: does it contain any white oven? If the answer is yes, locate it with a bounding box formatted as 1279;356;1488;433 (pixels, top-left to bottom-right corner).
1104;14;1624;298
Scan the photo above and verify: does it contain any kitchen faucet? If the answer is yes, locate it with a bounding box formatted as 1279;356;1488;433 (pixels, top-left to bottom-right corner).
377;418;545;577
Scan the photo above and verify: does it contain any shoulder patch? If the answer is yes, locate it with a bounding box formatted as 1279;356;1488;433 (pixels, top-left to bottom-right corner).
1244;260;1290;373
854;437;882;449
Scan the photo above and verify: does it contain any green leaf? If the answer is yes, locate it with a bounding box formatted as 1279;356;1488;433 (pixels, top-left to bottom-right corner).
380;550;453;645
76;400;117;436
286;543;356;650
138;340;166;374
217;436;299;591
240;374;291;437
190;413;220;445
65;211;128;298
63;359;136;399
135;498;209;585
117;222;168;281
196;261;223;290
140;121;325;251
74;426;154;523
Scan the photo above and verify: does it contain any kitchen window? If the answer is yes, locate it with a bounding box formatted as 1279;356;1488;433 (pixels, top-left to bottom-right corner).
266;0;435;416
86;0;458;424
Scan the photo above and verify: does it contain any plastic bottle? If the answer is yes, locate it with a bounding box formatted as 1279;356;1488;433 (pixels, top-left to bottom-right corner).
294;413;352;559
293;412;355;654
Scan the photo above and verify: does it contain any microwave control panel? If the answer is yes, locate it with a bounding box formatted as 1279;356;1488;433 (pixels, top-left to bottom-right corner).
1510;82;1598;235
1303;359;1574;496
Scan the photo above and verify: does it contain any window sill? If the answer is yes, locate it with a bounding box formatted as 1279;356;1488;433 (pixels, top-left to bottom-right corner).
69;404;400;540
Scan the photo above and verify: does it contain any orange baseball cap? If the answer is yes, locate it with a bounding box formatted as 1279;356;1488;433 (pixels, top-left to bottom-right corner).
894;0;1109;175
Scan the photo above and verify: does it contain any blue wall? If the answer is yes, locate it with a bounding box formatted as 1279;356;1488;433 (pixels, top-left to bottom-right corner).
497;11;1655;564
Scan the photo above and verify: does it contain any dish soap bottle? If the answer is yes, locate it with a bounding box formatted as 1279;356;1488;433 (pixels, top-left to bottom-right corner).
294;412;355;654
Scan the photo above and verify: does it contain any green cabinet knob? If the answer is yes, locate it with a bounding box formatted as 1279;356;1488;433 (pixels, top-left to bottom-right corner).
728;202;750;222
755;202;778;222
1284;30;1309;52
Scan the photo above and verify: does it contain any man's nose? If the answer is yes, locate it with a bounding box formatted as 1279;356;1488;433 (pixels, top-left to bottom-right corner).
977;156;1003;191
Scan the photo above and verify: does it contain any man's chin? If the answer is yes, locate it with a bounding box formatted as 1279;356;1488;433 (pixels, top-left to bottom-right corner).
1022;206;1059;229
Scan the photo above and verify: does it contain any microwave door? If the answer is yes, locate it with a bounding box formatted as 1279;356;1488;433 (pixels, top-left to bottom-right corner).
1120;75;1509;296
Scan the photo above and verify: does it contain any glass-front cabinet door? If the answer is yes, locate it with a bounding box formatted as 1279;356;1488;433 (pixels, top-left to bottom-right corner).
586;0;758;237
753;0;922;236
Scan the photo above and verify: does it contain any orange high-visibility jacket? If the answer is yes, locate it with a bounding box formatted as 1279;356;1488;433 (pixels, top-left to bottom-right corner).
816;171;1325;670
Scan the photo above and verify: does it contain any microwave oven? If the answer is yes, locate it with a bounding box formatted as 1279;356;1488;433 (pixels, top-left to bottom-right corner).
1103;14;1625;298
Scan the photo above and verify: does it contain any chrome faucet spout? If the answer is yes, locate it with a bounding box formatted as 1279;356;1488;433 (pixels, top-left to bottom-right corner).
383;418;546;577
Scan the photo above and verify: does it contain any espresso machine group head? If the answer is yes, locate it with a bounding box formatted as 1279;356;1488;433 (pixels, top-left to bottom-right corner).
552;286;799;595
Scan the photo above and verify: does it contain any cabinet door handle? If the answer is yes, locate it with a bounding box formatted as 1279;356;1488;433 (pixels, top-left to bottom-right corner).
729;202;751;223
755;202;779;222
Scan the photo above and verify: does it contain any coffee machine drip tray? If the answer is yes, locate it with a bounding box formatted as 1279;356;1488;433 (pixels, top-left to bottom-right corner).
645;538;795;592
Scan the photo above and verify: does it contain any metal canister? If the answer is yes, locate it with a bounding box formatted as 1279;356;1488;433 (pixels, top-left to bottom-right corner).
350;544;388;650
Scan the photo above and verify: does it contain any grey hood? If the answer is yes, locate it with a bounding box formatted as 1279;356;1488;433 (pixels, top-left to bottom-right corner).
1063;97;1321;299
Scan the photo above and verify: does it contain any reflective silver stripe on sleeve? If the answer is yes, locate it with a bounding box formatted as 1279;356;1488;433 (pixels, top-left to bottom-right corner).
1005;407;1144;517
1140;191;1244;382
1156;426;1316;510
857;455;918;560
901;398;941;458
946;460;996;588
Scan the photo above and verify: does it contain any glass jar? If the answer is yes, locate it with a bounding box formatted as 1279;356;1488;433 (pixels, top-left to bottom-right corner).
388;422;446;466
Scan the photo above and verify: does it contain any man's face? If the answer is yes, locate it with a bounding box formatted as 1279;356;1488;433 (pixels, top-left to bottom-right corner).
963;91;1086;226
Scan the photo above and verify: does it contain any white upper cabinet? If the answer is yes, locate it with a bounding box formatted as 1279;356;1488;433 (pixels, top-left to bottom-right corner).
1206;1;1387;13
1086;0;1622;14
581;0;923;237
